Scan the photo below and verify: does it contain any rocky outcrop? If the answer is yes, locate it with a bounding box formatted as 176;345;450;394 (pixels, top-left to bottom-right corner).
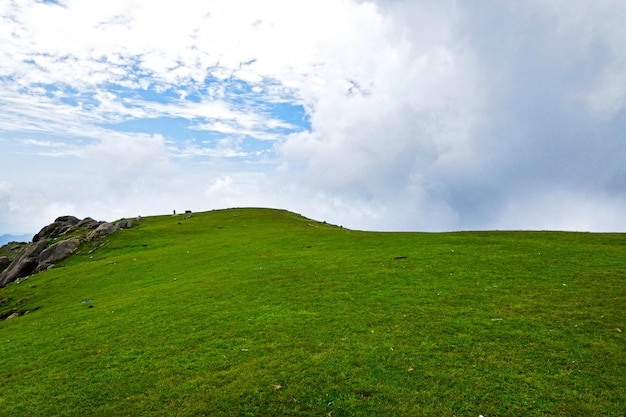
0;240;50;287
0;215;134;288
35;237;81;273
32;216;102;242
32;216;79;242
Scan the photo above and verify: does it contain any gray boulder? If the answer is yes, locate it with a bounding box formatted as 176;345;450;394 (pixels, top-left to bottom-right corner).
32;216;80;242
86;222;117;241
0;239;49;287
55;215;80;224
117;219;133;229
76;217;102;230
36;237;81;272
32;222;66;242
0;256;10;273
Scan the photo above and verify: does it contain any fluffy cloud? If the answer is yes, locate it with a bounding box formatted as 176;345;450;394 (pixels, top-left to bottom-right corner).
273;0;626;231
275;0;480;230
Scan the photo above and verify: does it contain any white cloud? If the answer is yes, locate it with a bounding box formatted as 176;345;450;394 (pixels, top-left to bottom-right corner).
492;1;626;119
81;133;170;174
21;139;64;148
175;138;248;159
205;176;240;207
0;181;14;225
1;1;316;143
273;0;483;230
494;188;626;232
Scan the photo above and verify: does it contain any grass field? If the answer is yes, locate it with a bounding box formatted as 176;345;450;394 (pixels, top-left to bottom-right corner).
1;208;624;416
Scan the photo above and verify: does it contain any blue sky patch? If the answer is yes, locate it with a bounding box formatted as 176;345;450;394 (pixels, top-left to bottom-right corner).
104;117;195;138
266;102;310;131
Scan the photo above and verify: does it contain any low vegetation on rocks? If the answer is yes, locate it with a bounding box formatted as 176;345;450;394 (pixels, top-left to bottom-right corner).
0;208;624;416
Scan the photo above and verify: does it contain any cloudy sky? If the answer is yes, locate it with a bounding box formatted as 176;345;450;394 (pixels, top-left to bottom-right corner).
1;0;625;235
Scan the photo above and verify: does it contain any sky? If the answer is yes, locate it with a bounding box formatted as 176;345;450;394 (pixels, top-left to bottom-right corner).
1;0;626;235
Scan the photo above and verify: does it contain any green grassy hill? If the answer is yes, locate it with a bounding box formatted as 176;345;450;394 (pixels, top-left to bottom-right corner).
1;208;624;416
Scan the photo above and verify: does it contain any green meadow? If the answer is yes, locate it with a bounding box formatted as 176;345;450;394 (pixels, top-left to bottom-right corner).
1;208;624;416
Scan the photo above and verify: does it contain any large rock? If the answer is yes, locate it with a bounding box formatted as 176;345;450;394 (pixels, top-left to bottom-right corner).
0;256;10;273
32;216;80;242
86;222;117;240
0;239;49;287
36;237;81;272
32;222;66;242
55;215;81;224
117;219;133;229
76;217;102;230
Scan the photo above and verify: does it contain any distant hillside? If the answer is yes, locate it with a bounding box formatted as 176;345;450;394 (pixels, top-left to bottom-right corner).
0;208;624;416
0;234;31;245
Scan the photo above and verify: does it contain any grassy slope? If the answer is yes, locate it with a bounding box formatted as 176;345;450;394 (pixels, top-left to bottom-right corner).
1;208;624;416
